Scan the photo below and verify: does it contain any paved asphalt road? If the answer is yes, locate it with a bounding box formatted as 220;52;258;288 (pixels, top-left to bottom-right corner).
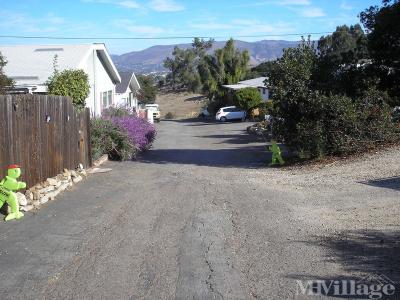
0;119;398;299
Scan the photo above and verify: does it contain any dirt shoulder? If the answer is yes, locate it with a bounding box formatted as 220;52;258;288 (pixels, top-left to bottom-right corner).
247;145;400;232
156;91;207;119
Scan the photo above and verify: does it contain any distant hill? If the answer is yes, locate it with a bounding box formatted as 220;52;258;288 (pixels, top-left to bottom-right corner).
111;40;298;74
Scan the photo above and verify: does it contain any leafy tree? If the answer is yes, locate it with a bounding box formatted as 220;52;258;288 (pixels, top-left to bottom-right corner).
234;88;263;112
0;51;13;93
199;39;250;103
137;75;157;104
313;24;369;95
250;60;279;77
268;38;322;155
163;38;213;92
192;37;213;56
360;0;400;104
47;69;90;109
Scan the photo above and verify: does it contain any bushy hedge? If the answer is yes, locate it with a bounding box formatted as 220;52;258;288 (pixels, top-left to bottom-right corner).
272;88;398;158
269;40;400;159
91;107;156;161
234;87;263;112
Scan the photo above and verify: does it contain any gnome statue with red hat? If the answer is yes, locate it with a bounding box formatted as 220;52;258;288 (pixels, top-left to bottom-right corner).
0;164;26;221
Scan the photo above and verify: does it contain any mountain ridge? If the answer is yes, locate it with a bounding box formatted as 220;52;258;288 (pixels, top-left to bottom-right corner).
111;39;299;74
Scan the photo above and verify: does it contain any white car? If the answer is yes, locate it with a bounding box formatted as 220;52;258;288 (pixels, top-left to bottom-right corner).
216;106;246;122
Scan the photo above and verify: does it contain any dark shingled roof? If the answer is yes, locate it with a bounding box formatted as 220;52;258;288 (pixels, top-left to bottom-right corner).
116;71;133;94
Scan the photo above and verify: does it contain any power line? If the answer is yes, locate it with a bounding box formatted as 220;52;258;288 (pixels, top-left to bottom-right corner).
0;32;334;41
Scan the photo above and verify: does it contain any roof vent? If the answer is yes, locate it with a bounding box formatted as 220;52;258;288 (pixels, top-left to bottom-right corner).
34;48;64;52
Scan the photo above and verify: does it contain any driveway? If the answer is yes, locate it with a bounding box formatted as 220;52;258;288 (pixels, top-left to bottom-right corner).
0;119;399;299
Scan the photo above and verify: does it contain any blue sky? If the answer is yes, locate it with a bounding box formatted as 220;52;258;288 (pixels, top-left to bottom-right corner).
0;0;382;54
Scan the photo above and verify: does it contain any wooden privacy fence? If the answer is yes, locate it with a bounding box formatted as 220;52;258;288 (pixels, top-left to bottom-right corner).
0;94;92;188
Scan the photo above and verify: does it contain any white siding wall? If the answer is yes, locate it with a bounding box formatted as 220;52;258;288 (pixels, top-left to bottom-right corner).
258;87;269;102
82;50;115;117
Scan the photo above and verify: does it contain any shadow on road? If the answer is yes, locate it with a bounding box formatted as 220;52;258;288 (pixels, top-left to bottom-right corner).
139;147;269;168
287;230;400;298
360;176;400;191
196;134;266;144
161;118;251;126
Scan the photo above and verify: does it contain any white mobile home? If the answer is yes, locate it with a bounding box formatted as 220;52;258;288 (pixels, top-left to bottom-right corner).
0;43;121;116
223;77;269;101
115;71;141;110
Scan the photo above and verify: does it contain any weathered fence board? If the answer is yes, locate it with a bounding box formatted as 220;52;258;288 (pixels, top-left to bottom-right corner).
0;95;91;188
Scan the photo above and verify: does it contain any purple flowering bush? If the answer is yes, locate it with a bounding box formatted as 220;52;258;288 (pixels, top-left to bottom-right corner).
112;116;156;152
91;107;156;161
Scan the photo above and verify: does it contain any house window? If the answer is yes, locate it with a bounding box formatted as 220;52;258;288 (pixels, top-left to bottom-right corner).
128;92;132;107
107;90;112;106
263;88;266;95
102;92;108;108
101;90;113;109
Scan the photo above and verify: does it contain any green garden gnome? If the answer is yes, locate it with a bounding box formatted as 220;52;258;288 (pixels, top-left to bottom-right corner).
0;165;26;221
269;140;285;166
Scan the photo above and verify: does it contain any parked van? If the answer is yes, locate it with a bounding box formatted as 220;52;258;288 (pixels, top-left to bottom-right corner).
145;104;161;122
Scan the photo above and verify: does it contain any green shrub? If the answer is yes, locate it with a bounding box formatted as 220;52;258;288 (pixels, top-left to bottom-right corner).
165;112;175;119
269;39;400;159
272;91;399;158
234;87;263;112
47;69;90;110
90;118;135;161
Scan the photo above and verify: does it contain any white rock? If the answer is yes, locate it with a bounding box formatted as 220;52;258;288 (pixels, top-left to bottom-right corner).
63;175;72;181
42;181;50;188
59;183;69;192
49;187;64;201
70;170;79;178
32;200;40;208
47;192;55;201
25;190;34;202
40;196;49;204
16;192;28;206
38;186;55;194
54;181;62;189
72;176;82;184
20;205;33;212
46;178;59;186
33;191;41;200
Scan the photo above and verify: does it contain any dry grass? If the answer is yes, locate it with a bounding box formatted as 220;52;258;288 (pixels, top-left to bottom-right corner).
156;91;207;119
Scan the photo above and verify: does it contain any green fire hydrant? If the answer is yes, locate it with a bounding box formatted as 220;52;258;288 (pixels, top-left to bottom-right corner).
269;140;285;166
0;165;26;221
